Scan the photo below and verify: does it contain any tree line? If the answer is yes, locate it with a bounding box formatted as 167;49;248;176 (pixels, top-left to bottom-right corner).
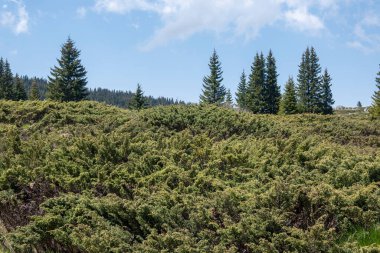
0;38;182;109
200;47;335;115
1;37;379;116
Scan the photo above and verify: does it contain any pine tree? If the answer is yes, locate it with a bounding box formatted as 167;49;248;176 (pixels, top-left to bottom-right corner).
236;70;247;109
265;50;281;114
2;60;14;100
297;47;322;113
47;37;88;101
246;53;265;113
0;58;4;99
320;69;334;114
13;74;27;101
224;89;233;107
200;49;226;105
357;101;362;109
369;64;380;117
29;79;40;100
129;84;146;110
280;77;298;115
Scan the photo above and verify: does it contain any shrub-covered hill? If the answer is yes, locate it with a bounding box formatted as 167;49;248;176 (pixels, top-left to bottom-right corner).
0;101;379;253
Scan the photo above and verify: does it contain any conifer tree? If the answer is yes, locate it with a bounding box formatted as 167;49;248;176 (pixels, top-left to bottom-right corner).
320;69;334;114
0;58;4;99
265;50;281;114
224;89;233;107
357;101;362;109
246;53;265;113
369;64;380;117
13;74;27;101
2;60;14;100
129;84;146;110
297;47;322;113
29;80;40;100
236;70;247;109
280;77;298;114
47;37;88;101
200;49;226;105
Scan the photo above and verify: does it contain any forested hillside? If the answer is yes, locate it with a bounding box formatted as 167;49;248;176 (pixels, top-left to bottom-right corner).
0;101;379;252
17;76;184;108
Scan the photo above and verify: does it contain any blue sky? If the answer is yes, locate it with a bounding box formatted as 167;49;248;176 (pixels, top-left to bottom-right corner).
0;0;379;106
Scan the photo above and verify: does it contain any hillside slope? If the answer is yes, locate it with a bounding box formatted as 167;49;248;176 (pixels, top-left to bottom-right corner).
0;101;379;252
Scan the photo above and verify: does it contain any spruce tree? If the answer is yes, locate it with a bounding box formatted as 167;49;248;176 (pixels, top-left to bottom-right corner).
29;80;40;100
47;37;88;101
265;50;281;114
2;60;14;100
357;101;362;109
129;84;146;110
236;70;247;109
369;64;380;117
200;49;226;105
246;53;265;113
13;74;27;101
0;58;4;99
224;89;233;107
280;77;298;115
320;69;334;114
297;47;322;113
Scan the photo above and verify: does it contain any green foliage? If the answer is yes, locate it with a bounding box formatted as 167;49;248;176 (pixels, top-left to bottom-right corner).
129;84;146;110
280;77;298;115
28;79;40;100
47;38;88;102
0;59;14;100
246;53;266;114
236;70;247;110
297;47;326;114
265;50;281;114
370;64;380;118
321;69;334;115
200;50;226;105
0;101;378;252
13;75;27;101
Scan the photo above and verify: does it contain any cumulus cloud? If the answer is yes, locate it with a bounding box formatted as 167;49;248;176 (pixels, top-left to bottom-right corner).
94;0;335;49
347;13;380;53
0;0;28;34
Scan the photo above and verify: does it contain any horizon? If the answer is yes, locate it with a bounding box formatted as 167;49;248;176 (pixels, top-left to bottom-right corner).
0;0;379;107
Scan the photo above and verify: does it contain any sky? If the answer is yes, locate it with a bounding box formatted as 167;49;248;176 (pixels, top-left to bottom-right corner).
0;0;379;106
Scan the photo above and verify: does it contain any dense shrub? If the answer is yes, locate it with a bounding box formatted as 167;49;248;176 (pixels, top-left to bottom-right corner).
0;101;379;252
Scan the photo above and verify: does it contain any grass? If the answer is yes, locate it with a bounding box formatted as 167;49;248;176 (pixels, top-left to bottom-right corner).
344;225;380;247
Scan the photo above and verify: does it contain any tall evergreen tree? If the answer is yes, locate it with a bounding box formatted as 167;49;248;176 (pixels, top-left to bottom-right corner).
13;74;27;101
200;49;226;105
297;47;322;113
0;58;4;99
369;64;380;117
236;70;247;109
47;37;88;101
129;84;146;110
246;53;265;113
2;60;14;100
29;80;40;100
280;77;298;115
224;89;233;107
320;69;334;114
265;50;281;114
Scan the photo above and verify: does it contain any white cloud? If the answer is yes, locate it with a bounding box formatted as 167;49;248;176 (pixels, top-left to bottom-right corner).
94;0;334;49
0;0;29;34
284;6;324;33
348;13;380;53
77;7;88;19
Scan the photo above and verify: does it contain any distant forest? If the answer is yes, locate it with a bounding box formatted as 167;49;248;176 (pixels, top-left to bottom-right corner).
19;75;185;108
